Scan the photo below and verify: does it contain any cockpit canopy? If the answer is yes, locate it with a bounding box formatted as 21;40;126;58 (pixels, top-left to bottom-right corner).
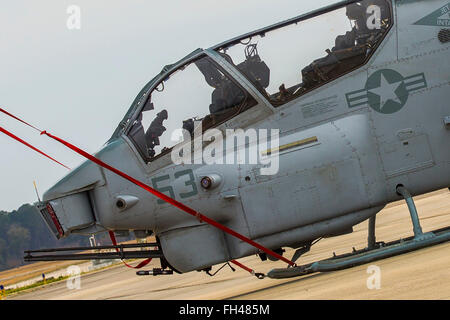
128;55;256;162
218;0;391;106
119;0;392;162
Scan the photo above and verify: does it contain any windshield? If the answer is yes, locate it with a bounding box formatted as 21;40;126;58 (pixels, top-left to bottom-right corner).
217;0;392;106
128;55;256;162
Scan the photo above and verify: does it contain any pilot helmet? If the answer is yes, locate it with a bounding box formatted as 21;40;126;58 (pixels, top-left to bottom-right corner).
158;109;168;120
346;2;365;20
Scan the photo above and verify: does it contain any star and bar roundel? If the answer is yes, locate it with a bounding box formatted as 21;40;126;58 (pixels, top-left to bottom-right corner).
346;69;428;114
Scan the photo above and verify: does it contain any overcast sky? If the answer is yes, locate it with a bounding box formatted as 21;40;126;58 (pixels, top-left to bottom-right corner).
0;0;334;211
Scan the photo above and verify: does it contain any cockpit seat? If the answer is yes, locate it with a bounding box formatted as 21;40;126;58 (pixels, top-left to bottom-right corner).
209;80;245;115
301;44;367;89
301;0;389;89
195;57;246;115
236;53;270;92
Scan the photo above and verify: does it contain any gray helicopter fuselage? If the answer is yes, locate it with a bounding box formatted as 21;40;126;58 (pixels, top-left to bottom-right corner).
41;0;449;273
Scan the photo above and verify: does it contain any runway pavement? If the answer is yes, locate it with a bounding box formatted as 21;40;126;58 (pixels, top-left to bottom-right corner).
8;189;450;300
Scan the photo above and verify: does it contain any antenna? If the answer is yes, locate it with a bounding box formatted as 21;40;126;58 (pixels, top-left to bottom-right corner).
33;180;41;203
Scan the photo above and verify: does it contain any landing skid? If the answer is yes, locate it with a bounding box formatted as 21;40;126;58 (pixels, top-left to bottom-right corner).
268;186;450;279
268;225;450;279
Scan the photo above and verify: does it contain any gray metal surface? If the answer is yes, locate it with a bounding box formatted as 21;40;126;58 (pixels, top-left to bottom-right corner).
38;0;450;274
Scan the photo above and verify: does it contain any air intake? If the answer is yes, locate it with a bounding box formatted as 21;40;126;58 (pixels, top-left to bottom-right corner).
438;29;450;44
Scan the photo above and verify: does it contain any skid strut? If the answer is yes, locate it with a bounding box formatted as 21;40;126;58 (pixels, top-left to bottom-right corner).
367;216;377;250
268;186;450;279
396;185;434;241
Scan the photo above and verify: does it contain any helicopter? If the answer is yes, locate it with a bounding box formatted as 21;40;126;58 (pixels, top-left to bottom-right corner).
18;0;450;279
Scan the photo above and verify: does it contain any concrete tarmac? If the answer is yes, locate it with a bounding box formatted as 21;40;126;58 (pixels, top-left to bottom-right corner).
9;189;450;300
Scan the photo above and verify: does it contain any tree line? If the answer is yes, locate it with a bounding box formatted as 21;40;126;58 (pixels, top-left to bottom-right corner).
0;203;114;271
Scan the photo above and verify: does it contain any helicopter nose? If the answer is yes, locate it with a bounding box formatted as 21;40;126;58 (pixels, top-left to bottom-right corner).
39;137;159;239
41;159;105;239
39;191;97;239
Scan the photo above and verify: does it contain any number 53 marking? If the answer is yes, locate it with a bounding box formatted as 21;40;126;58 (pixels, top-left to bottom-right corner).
151;169;198;204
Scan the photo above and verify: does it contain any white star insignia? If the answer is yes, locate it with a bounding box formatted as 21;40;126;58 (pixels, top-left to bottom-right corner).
368;73;403;110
